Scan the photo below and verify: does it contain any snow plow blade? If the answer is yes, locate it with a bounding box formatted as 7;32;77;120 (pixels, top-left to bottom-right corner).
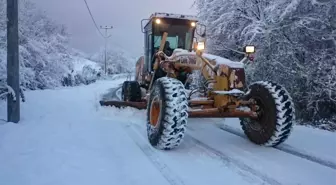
99;100;147;110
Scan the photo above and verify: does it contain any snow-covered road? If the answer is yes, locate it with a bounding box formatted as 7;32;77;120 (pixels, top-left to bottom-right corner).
0;77;335;185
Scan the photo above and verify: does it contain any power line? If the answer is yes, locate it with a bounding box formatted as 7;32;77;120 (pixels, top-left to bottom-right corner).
82;0;109;39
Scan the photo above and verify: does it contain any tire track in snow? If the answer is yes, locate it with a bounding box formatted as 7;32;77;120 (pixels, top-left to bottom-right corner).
122;123;186;185
185;133;282;185
106;82;279;184
216;124;336;171
131;123;279;185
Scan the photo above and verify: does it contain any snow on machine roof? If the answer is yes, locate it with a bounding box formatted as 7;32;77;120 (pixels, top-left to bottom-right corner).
150;12;198;22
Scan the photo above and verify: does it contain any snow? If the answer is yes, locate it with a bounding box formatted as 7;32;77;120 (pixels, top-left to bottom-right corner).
171;49;245;68
71;56;101;73
0;84;17;100
202;53;245;68
0;77;336;185
280;0;301;20
187;121;336;185
88;46;136;74
216;118;336;169
151;12;198;21
0;0;107;90
195;0;336;128
213;89;245;95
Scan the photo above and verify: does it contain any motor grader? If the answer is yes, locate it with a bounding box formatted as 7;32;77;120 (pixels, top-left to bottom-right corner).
100;12;295;150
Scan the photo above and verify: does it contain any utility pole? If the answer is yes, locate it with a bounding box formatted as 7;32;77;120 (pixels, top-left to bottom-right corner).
100;26;113;75
7;0;20;123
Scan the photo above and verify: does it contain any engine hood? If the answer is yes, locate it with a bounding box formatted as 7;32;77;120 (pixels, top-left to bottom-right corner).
168;49;245;69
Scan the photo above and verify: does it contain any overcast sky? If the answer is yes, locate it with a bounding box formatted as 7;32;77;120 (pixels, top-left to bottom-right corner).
31;0;197;57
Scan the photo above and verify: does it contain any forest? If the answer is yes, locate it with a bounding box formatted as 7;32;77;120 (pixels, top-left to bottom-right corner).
195;0;336;130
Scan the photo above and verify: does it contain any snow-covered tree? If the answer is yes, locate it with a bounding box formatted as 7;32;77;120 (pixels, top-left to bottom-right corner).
195;0;336;129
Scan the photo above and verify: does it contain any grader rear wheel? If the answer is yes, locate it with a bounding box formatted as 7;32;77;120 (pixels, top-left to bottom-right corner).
146;77;188;150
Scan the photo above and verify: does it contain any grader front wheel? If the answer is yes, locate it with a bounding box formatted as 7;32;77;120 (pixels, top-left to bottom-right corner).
146;77;188;150
149;96;161;127
240;81;295;147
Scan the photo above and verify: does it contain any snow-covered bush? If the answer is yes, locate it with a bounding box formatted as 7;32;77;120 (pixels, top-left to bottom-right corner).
61;64;101;87
80;64;99;85
195;0;336;130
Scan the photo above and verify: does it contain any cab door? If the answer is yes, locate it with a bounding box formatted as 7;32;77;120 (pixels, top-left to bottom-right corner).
147;32;153;72
143;21;153;73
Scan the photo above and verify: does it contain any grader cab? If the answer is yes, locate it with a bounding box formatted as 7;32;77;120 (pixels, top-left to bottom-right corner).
136;13;204;90
100;12;295;150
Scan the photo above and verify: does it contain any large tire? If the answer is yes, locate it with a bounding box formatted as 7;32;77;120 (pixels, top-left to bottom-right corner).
240;81;295;147
146;77;188;150
121;81;141;102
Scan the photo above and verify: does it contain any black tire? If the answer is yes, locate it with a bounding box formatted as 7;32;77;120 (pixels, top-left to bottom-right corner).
121;81;141;102
146;77;188;150
240;81;295;147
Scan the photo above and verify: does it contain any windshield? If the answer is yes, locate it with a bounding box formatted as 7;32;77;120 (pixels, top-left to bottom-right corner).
153;20;195;55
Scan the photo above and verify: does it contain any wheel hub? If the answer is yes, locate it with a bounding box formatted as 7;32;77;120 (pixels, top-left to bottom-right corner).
248;97;266;131
150;96;161;127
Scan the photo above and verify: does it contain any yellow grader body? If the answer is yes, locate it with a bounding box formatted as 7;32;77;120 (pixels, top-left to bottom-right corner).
100;12;295;150
107;35;257;119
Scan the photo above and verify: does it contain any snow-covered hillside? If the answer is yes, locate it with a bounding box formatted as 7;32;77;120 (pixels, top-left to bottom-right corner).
0;0;102;90
0;76;335;185
71;56;101;73
89;46;137;75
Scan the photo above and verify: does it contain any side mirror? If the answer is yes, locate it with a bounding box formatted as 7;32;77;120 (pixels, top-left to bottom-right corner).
196;23;206;37
141;19;150;33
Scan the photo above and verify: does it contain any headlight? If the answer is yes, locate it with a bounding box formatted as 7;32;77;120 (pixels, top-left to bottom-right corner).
191;22;196;27
155;18;161;24
245;45;255;54
197;42;205;50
